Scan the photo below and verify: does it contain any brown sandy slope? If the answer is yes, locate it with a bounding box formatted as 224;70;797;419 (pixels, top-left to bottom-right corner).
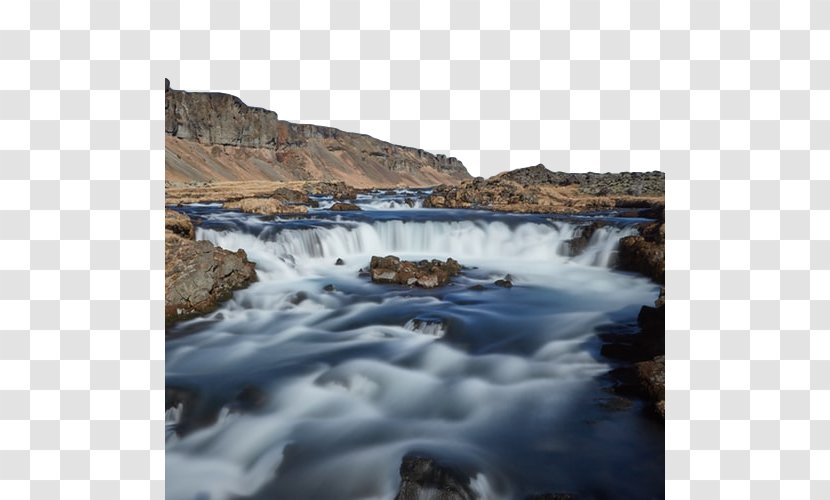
165;81;471;188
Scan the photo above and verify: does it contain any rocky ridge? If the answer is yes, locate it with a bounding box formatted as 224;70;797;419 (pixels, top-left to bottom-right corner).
423;164;663;214
165;80;471;187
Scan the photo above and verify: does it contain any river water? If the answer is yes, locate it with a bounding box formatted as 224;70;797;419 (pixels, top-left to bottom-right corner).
166;190;664;500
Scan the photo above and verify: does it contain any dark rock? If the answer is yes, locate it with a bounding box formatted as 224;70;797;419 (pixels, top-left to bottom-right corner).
616;221;664;284
323;284;336;292
330;202;362;211
335;258;345;266
394;455;475;500
288;291;308;305
165;215;257;325
227;384;268;414
369;255;462;288
468;284;486;291
494;276;513;288
563;222;606;257
636;356;665;418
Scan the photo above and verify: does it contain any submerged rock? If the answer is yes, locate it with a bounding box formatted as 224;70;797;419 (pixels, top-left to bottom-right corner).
394;455;476;500
369;255;462;288
224;197;308;215
165;211;257;325
330;202;362;211
323;284;336;292
494;275;513;288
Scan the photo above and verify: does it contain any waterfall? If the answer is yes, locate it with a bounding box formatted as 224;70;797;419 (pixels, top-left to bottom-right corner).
197;219;636;270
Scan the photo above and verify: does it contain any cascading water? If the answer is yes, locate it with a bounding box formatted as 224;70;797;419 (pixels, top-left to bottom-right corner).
166;194;664;500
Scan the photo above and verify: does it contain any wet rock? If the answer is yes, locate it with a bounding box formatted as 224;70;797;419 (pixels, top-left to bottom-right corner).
165;215;257;325
288;291;308;305
404;197;416;207
494;275;513;288
227;384;268;414
468;284;486;291
329;202;362;211
335;258;345;266
323;284;336;292
616;220;664;284
563;222;606;257
394;455;475;500
636;356;665;418
165;209;195;239
369;255;462;288
224;197;308;216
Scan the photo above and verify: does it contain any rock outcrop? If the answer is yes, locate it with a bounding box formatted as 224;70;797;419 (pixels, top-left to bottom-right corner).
165;210;257;325
394;455;476;500
423;164;664;214
616;219;665;284
165;82;471;187
329;202;361;211
223;197;308;215
369;255;462;288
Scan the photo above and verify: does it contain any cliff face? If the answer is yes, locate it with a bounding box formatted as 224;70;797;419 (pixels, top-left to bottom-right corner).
165;81;471;187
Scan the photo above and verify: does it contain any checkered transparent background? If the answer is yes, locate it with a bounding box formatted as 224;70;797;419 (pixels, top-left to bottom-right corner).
0;0;827;498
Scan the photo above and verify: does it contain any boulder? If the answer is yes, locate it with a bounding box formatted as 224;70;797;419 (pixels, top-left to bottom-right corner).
494;278;513;288
616;221;664;284
330;202;362;211
394;455;476;500
165;230;257;325
335;258;345;265
562;222;606;257
165;209;195;239
636;356;665;418
224;197;308;215
271;187;310;204
369;255;462;288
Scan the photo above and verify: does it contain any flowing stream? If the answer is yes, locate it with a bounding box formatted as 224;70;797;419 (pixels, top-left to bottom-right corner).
166;190;664;500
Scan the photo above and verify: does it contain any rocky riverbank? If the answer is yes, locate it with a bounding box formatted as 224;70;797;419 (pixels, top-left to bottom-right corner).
165;210;257;325
423;164;664;214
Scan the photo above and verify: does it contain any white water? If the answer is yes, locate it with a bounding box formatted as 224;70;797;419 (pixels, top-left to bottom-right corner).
168;214;660;500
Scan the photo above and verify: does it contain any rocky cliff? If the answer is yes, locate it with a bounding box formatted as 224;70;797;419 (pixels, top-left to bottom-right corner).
165;80;471;187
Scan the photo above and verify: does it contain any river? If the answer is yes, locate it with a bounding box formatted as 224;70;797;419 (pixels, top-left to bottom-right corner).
166;189;664;500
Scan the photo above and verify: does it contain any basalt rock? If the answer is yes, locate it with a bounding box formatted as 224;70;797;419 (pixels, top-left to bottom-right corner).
224;197;309;215
335;258;345;265
616;220;665;284
165;215;257;325
165;83;471;187
329;202;362;211
369;255;462;288
394;455;476;500
562;222;606;257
